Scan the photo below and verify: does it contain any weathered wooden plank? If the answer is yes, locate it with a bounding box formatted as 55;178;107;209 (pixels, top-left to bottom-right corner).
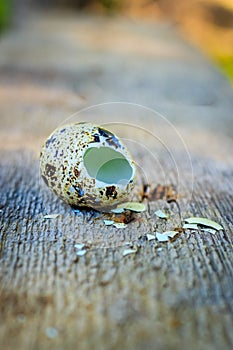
0;146;232;350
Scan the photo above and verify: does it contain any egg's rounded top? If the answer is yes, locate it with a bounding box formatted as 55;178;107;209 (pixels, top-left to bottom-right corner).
40;122;136;211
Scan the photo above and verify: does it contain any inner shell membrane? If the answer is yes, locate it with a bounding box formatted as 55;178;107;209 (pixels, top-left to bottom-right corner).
83;147;133;185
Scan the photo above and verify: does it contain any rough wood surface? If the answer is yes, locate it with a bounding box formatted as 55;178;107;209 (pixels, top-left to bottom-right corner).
0;11;233;350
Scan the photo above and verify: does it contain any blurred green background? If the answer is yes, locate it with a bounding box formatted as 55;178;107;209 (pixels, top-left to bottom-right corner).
0;0;232;82
0;0;12;31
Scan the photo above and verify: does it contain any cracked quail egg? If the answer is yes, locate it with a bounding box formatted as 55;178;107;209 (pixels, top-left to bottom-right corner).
40;122;136;211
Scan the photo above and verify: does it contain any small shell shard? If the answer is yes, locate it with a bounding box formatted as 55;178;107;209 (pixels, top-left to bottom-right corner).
184;217;223;231
155;230;178;242
76;250;87;256
183;223;199;230
74;243;85;250
117;202;146;212
156;232;169;242
154;210;169;219
123;248;137;257
43;214;60;219
146;233;156;241
113;222;127;229
104;220;114;226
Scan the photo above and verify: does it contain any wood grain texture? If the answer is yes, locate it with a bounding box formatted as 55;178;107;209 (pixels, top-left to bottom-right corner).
0;11;233;350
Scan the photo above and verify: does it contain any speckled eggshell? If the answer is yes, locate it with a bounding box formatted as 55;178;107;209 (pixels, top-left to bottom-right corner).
40;122;136;211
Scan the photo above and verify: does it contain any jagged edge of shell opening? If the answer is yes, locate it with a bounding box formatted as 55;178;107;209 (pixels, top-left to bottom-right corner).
83;146;134;186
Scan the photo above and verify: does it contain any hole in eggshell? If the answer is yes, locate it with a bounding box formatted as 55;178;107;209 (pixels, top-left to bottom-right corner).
83;147;133;185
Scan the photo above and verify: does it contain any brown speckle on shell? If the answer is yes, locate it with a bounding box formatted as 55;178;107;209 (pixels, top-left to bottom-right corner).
106;186;117;200
93;134;100;142
74;165;80;178
46;136;56;148
45;164;56;177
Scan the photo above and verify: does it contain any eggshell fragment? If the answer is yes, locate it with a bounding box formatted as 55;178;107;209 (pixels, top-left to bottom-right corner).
40;122;136;211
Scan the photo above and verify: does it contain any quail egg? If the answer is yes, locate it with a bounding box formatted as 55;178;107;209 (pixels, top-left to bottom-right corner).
40;122;136;211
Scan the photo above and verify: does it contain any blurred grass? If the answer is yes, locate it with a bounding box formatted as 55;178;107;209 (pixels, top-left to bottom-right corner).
0;0;12;31
100;0;119;11
0;0;232;83
216;56;233;82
